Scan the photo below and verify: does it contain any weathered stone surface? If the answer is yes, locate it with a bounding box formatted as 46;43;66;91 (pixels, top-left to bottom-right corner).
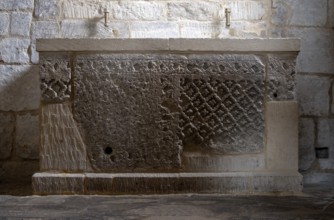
109;1;166;21
0;113;14;160
267;54;297;101
62;0;102;19
317;119;334;169
168;2;219;21
330;0;334;28
272;0;327;26
15;114;39;160
0;38;30;63
40;55;71;102
33;173;85;195
0;65;40;111
220;1;267;21
296;75;330;116
266;102;299;171
299;118;315;171
179;21;221;38
129;22;179;38
0;0;34;10
332;84;334;115
40;103;87;171
61;20;129;38
10;12;32;37
74;54;265;171
219;21;267;38
0;161;39;181
34;0;59;19
0;13;9;36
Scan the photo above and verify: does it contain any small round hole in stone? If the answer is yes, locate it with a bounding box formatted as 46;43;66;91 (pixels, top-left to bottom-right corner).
273;93;278;98
104;147;113;155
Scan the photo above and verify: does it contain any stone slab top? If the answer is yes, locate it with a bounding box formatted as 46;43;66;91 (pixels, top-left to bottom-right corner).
36;38;300;52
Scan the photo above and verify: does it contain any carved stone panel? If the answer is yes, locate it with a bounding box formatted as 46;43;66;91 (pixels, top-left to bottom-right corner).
40;55;71;102
267;54;297;101
74;54;265;171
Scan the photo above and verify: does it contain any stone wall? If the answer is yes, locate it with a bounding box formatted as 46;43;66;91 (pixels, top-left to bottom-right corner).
0;0;333;183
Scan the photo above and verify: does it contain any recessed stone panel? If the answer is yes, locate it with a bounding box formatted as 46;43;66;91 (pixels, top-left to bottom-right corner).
74;54;265;171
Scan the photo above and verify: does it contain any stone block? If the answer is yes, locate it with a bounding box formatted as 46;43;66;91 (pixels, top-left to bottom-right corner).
0;65;40;111
220;1;267;21
129;22;179;38
15;113;39;159
109;1;166;21
10;12;32;37
40;103;88;171
266;101;299;171
34;0;59;19
0;0;34;10
179;21;221;38
0;161;39;181
62;0;102;19
296;75;331;116
0;113;14;160
32;173;85;195
317;118;334;169
61;20;129;38
0;38;30;64
330;0;334;28
168;2;219;21
40;54;71;102
272;0;327;26
299;118;315;171
332;85;334;115
219;21;267;38
0;13;9;36
297;49;334;74
267;54;297;101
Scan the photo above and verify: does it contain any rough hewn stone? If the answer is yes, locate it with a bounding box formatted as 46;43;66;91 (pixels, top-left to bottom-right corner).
10;12;32;37
168;2;219;21
74;54;265;171
272;0;327;26
268;54;297;101
317;119;334;169
220;21;267;38
40;55;71;102
0;161;39;181
62;0;102;19
297;75;331;116
34;0;59;19
129;22;179;38
179;21;221;38
15;114;39;160
0;38;30;63
60;20;129;38
40;103;88;171
0;13;9;36
0;0;34;10
109;1;166;21
0;65;40;111
0;114;14;160
220;1;267;21
299;118;315;171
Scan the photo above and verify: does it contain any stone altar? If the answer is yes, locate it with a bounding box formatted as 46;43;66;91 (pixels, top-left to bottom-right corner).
33;39;302;194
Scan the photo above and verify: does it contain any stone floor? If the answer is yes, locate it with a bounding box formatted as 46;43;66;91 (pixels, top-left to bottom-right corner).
0;181;333;219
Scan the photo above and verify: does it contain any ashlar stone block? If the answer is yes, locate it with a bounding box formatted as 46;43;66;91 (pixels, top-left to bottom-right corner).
297;75;331;116
15;114;39;159
330;0;334;28
62;0;102;19
220;1;267;21
0;13;9;36
0;113;14;160
168;2;219;21
11;12;32;37
317;119;334;169
299;118;315;171
0;38;30;64
34;0;59;19
129;22;179;38
0;0;34;10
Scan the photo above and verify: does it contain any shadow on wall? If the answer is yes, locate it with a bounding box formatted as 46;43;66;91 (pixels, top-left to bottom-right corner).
0;65;40;194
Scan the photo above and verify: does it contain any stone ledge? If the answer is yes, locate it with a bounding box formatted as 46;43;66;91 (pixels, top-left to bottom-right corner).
32;172;303;195
36;38;300;52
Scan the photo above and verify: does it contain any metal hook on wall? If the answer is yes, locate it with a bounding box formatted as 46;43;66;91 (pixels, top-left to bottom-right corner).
225;8;231;27
104;8;109;27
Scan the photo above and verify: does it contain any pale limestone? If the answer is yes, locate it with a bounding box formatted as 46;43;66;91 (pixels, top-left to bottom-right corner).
60;20;129;38
129;21;179;38
297;49;334;74
297;75;330;116
0;0;34;10
62;0;102;19
168;2;219;21
10;12;32;37
221;20;267;38
272;0;327;26
266;101;299;171
179;21;221;38
109;1;166;21
40;103;87;171
15;114;39;160
0;13;9;36
220;1;267;21
317;119;334;169
0;113;14;160
0;38;30;63
34;0;59;19
299;118;315;171
0;65;40;111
